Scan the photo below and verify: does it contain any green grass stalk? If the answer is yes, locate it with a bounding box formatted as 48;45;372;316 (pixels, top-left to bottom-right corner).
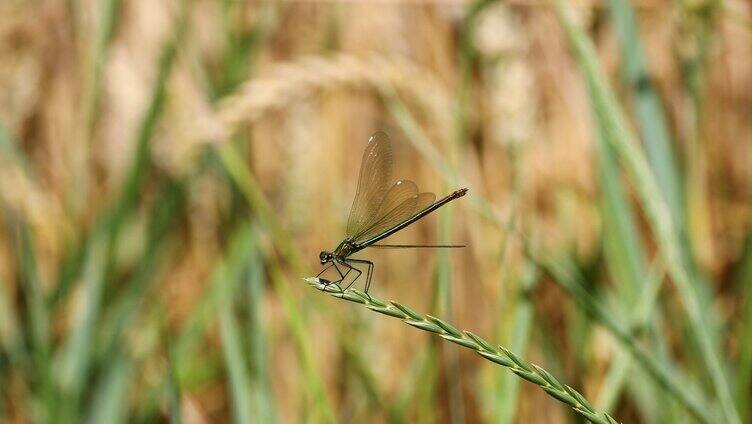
531;251;715;423
0;275;23;367
70;0;121;214
13;221;56;421
306;278;618;424
57;233;107;410
593;106;666;418
496;262;538;423
245;225;276;423
733;234;752;422
269;265;337;423
51;0;188;307
553;1;739;422
606;0;684;223
85;355;130;424
218;294;255;424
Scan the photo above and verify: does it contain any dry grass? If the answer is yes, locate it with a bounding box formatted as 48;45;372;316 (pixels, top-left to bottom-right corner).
0;0;751;422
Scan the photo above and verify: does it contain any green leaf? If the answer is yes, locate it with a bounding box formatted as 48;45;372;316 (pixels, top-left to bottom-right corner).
218;296;254;424
553;1;736;421
244;227;275;423
57;233;107;397
86;356;130;424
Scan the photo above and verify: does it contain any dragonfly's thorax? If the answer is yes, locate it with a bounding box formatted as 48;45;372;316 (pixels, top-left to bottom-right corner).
333;239;357;258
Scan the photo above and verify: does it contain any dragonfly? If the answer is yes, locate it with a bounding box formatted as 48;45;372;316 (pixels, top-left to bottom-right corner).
317;131;468;294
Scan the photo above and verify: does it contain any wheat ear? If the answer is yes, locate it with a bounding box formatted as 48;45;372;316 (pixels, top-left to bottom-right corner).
193;54;451;142
305;278;619;424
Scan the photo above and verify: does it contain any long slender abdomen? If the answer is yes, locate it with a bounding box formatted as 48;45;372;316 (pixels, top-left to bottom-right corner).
354;187;469;248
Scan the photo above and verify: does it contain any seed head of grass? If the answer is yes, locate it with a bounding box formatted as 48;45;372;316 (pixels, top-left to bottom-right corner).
304;277;619;424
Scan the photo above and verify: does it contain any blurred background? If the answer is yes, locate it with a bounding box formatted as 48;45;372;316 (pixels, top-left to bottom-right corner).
0;0;750;422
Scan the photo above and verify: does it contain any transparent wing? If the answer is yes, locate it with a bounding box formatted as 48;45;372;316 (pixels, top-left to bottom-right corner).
345;132;394;238
351;180;436;243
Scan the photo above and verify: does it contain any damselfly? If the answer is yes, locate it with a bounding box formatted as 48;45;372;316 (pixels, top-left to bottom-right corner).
317;132;468;293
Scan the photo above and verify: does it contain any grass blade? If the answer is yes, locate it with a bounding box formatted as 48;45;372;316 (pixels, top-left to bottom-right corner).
733;234;752;423
85;355;130;424
531;251;714;423
218;145;336;422
553;2;739;422
0;274;23;367
12;220;56;420
50;0;188;307
245;226;276;423
269;267;336;423
70;0;121;214
128;225;254;420
592;101;667;418
96;179;185;362
218;293;254;424
57;232;107;407
174;222;254;362
167;342;183;424
606;0;684;224
497;262;538;423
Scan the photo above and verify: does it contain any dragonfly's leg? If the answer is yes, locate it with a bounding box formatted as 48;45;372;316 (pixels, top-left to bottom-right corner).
340;261;362;292
331;262;345;280
340;267;353;287
316;263;333;278
331;261;354;290
364;261;374;294
345;259;374;294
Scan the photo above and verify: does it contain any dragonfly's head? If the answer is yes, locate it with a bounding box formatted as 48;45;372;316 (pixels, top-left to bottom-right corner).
319;251;334;264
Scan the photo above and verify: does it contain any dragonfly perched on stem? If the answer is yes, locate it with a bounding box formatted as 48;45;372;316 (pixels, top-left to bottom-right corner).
317;132;468;294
